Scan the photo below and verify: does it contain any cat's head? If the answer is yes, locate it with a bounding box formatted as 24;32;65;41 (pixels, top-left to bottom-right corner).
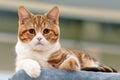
18;6;60;51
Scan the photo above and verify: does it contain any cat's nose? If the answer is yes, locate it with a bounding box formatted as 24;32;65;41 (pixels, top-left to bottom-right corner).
36;37;42;41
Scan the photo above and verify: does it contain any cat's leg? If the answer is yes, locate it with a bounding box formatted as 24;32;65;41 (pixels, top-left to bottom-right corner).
16;59;41;78
59;56;80;71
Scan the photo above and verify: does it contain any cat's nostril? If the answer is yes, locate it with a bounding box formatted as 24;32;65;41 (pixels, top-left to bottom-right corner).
36;37;42;41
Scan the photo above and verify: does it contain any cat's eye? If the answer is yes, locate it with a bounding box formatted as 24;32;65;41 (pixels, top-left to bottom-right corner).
43;28;50;34
28;29;35;34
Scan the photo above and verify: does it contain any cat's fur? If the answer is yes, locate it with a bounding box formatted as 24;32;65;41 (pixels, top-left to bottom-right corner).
16;6;117;78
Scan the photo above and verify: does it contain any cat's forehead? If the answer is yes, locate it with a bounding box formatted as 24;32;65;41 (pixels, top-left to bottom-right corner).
31;15;48;29
33;15;46;24
32;15;54;29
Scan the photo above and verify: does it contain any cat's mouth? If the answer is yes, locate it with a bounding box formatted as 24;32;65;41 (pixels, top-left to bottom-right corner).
36;42;44;46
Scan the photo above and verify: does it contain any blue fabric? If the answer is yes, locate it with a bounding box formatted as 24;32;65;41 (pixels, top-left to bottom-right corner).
10;68;120;80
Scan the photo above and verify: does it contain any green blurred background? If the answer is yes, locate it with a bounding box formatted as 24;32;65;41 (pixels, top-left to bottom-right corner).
0;0;120;73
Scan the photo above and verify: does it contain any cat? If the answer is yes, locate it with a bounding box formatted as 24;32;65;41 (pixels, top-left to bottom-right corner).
15;6;117;78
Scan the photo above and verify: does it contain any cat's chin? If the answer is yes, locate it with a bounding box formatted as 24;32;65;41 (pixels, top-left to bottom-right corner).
31;45;51;52
29;42;49;51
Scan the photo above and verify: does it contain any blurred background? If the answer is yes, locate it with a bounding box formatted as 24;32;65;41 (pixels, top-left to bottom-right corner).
0;0;120;79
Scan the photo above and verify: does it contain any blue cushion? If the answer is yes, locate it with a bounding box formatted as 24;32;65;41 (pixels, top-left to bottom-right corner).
10;68;120;80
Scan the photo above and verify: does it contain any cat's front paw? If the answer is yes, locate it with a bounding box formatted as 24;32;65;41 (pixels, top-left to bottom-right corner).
21;60;41;78
24;65;40;78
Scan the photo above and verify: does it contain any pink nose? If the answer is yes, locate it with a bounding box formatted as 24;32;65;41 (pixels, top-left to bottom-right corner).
36;37;42;41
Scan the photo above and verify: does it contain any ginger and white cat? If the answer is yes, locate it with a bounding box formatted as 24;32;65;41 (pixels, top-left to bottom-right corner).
15;6;117;78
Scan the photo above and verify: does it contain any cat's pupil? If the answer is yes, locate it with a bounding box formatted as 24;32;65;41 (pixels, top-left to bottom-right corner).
29;29;35;34
43;28;50;34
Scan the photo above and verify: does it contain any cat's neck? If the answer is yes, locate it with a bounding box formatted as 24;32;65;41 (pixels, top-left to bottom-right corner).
40;41;61;55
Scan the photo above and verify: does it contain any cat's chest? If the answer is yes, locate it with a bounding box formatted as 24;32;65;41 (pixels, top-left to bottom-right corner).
34;53;52;68
28;51;52;68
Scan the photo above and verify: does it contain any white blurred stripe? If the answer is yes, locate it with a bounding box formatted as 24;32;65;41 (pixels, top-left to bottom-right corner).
0;32;17;43
0;71;13;80
0;33;119;55
0;0;120;23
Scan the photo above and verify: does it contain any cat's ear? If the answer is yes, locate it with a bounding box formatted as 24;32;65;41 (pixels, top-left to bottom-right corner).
46;6;59;24
18;6;31;24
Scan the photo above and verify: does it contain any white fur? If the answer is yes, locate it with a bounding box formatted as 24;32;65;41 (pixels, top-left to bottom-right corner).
15;32;60;78
91;61;99;67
